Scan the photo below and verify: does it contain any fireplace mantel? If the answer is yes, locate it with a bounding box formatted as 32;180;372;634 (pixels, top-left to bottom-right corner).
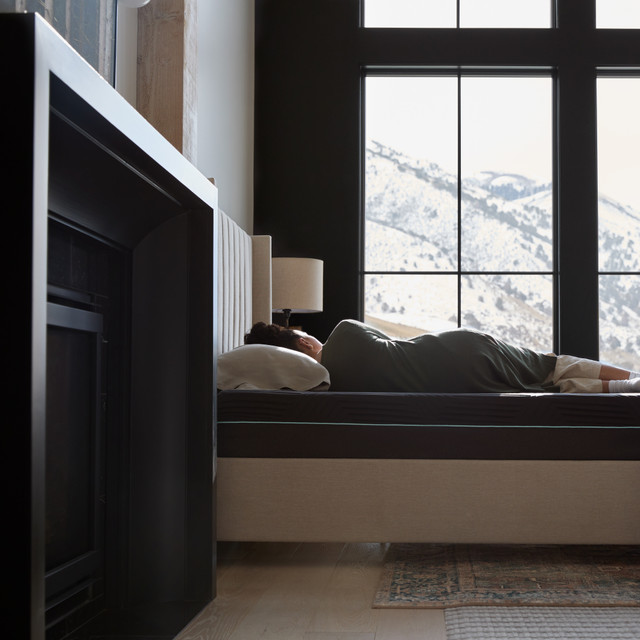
4;14;217;640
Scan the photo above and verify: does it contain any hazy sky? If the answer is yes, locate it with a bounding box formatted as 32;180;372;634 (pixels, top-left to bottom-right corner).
365;0;640;29
366;75;640;212
365;0;549;28
366;76;552;182
597;0;640;28
598;78;640;212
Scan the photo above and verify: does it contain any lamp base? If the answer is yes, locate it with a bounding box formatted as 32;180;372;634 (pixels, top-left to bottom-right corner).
275;310;301;330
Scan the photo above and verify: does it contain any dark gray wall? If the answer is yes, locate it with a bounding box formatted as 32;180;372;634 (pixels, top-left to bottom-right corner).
254;0;361;340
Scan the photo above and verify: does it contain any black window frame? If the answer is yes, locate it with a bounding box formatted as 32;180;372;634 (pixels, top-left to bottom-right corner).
362;68;557;349
357;0;640;359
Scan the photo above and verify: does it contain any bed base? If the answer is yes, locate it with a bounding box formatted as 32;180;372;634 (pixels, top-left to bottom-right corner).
216;389;640;544
217;458;640;544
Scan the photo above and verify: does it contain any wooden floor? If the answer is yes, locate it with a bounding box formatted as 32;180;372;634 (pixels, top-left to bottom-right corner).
176;542;447;640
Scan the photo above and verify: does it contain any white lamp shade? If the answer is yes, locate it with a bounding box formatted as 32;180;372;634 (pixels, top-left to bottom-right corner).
272;257;323;313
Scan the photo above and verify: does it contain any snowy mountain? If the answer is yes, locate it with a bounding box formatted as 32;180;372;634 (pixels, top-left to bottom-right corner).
365;140;640;368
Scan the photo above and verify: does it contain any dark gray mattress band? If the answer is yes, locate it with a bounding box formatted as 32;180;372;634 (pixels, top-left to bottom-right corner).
217;391;640;460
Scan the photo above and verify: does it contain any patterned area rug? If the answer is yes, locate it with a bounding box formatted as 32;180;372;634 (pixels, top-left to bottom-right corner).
444;607;640;640
372;544;640;608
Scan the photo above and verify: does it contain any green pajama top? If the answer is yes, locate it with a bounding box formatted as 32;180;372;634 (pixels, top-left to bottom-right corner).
320;320;558;393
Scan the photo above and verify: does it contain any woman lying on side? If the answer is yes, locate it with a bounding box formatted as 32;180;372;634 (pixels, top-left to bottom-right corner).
245;319;640;394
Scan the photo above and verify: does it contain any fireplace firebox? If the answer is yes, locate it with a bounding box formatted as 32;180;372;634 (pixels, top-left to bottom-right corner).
5;14;217;640
45;220;128;637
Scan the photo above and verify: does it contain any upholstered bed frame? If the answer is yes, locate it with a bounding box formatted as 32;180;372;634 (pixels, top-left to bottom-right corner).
215;213;640;545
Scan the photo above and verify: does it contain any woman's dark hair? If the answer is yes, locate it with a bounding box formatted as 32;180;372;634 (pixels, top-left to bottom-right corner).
244;322;302;351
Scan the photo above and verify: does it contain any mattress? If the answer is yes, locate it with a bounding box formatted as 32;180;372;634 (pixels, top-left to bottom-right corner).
217;391;640;460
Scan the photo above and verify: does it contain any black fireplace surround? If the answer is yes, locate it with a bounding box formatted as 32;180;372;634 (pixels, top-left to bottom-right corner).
5;14;217;640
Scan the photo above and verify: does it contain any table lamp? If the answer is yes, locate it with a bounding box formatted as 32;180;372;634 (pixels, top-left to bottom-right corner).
272;257;323;328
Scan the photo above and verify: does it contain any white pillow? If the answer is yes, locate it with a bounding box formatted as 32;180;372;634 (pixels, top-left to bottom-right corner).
217;344;331;391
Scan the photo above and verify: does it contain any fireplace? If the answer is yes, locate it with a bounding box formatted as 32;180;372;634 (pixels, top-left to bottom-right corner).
45;220;128;636
5;15;217;640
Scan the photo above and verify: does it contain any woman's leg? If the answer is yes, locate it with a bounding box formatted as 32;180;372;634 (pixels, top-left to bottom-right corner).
599;364;633;392
552;356;640;392
598;364;639;380
555;377;603;393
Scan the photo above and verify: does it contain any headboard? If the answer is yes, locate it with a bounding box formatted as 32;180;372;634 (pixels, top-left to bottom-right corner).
217;211;272;355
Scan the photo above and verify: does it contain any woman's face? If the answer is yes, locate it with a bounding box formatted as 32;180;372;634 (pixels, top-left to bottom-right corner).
294;330;323;359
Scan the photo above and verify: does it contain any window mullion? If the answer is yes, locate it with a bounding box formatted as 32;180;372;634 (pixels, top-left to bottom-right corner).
457;73;462;328
556;0;595;30
556;0;602;359
557;64;599;358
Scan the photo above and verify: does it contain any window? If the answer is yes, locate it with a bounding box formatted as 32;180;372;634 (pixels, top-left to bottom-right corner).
365;74;554;351
597;77;640;369
459;0;550;28
0;0;117;82
365;0;455;28
364;0;551;28
597;0;640;28
359;0;640;364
